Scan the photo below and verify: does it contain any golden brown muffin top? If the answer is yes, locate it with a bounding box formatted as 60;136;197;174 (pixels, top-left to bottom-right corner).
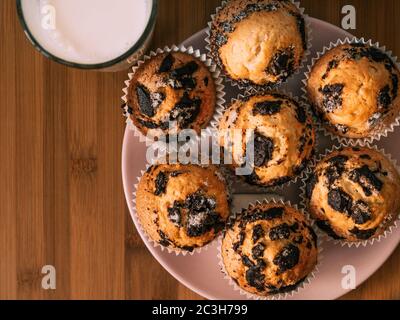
222;203;318;296
126;52;216;136
307;43;400;138
209;0;307;88
218;93;315;187
136;164;230;251
305;147;400;242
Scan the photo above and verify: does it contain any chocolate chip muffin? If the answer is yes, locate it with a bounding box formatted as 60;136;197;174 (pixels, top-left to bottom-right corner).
218;93;315;187
306;42;400;139
136;164;230;252
124;51;217;136
221;203;318;297
209;0;307;89
305;147;400;242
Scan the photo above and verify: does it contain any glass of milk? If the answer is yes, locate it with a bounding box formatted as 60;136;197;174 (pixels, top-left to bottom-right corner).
16;0;158;71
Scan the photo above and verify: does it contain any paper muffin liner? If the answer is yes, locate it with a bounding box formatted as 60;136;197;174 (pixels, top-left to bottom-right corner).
121;45;226;149
210;90;319;194
131;158;234;256
217;197;323;300
299;140;400;248
205;0;313;93
301;37;400;144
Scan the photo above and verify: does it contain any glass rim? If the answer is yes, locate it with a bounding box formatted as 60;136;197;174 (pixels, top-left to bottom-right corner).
16;0;159;70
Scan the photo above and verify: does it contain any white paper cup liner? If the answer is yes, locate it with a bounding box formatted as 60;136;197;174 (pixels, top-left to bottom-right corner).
121;45;226;149
205;0;312;93
217;197;323;300
301;37;400;144
299;140;400;248
132;160;234;256
210;90;319;193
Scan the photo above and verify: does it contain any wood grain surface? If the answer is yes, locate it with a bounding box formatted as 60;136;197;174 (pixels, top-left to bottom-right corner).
0;0;399;300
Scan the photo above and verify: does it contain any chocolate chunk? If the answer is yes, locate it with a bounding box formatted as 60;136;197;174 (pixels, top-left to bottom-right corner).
240;207;284;225
252;133;274;167
351;200;372;225
349;226;377;240
245;266;265;292
233;231;245;252
136;84;154;117
252;224;265;243
328;188;353;215
294;12;307;50
263;207;284;220
154;172;168;196
203;76;209;87
325;155;348;184
181;246;194;252
253;100;282;116
329;155;349;166
167;202;182;226
150;92;165;110
269;223;291;241
266;277;306;295
242;255;255;268
168;61;199;90
169;92;201;128
184;191;222;237
267;47;295;79
137;118;159;129
316;220;343;239
319;84;344;112
360;154;372;160
252;243;266;259
367;47;387;63
349;165;383;196
158;231;171;247
159;53;174;73
273;244;300;273
306;173;317;198
171;61;198;78
322;59;339;80
378;85;392;109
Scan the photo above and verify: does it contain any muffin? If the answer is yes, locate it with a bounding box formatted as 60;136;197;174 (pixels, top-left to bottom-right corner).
306;42;400;139
218;93;315;187
209;0;307;89
221;202;318;297
125;51;217;137
136;163;230;252
305;146;400;242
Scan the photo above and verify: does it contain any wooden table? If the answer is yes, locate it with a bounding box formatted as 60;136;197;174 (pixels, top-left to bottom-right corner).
0;0;399;300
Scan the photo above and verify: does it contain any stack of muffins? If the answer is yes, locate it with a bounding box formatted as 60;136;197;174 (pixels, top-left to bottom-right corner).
123;0;400;299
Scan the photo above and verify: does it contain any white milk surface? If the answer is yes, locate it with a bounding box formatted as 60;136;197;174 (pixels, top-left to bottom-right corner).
21;0;152;64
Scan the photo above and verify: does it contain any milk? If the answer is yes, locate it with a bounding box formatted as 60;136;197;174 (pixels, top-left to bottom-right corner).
19;0;153;66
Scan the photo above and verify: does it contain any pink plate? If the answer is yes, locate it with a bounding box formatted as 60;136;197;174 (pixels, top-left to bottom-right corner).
122;18;400;300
